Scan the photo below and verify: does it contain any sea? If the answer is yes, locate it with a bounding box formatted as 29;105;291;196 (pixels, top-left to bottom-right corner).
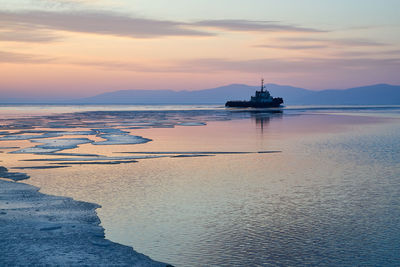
1;104;399;266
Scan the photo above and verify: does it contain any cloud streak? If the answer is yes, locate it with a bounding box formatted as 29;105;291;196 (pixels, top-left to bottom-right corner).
0;50;55;63
0;29;60;43
335;49;400;57
2;46;398;75
0;10;213;39
170;57;400;74
193;19;326;33
278;37;387;47
64;56;400;75
0;9;327;43
255;44;327;50
254;36;389;51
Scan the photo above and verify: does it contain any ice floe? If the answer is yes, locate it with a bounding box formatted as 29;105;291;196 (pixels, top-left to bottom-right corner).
93;134;152;145
0;131;96;141
0;134;52;141
11;138;93;154
88;128;152;145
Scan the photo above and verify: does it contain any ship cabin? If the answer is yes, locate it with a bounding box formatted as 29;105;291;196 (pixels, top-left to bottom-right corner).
251;79;273;103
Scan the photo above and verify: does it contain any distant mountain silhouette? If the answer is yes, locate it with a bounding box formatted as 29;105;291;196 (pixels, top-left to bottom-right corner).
1;83;399;105
72;83;400;105
293;84;400;105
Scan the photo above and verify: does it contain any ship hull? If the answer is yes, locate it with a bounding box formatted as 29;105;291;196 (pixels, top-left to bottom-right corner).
225;97;283;108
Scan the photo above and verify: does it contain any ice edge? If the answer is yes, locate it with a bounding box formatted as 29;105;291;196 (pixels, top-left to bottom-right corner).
0;166;172;266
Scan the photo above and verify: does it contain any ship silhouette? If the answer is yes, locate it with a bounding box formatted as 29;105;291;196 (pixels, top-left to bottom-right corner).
225;79;283;108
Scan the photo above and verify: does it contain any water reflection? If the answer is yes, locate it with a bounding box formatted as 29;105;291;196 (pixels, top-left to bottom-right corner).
250;110;283;132
2;106;400;267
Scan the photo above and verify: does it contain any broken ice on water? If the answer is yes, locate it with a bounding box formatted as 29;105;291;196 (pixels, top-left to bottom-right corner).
0;134;53;141
0;130;96;141
92;128;152;145
11;138;93;154
93;134;152;145
0;109;281;161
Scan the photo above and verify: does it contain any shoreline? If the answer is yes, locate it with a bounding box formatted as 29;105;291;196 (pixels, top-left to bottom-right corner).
0;166;170;266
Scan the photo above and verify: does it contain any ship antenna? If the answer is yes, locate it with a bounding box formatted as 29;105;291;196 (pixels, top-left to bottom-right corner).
261;78;264;92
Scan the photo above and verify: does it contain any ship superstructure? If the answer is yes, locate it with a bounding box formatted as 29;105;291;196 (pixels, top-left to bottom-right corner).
225;79;283;108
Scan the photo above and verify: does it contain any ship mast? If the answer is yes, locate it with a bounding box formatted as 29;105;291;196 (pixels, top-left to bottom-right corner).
261;78;265;92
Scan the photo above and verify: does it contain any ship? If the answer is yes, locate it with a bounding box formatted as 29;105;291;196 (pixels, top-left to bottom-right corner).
225;79;283;108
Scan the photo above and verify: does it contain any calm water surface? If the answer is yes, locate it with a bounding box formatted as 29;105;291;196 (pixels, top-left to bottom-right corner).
1;105;400;266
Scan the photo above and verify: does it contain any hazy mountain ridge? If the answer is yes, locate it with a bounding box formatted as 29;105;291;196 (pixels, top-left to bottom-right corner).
302;84;400;105
71;83;400;105
1;83;399;105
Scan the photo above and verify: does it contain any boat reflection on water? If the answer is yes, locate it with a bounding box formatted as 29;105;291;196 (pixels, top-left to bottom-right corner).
227;108;283;132
251;110;282;132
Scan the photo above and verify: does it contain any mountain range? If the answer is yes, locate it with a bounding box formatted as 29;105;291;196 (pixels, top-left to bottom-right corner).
1;83;400;105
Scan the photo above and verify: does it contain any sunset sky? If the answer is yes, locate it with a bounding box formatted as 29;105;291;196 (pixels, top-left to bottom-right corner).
1;0;400;98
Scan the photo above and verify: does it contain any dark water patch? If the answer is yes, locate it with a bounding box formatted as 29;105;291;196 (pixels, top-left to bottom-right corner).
124;126;151;129
171;154;214;158
22;155;163;162
12;166;70;170
39;152;103;157
119;151;280;155
177;122;206;126
39;224;62;231
51;160;138;165
0;166;30;181
89;236;113;247
152;125;175;128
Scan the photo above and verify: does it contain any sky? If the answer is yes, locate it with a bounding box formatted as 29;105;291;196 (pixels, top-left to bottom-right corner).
1;0;400;98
